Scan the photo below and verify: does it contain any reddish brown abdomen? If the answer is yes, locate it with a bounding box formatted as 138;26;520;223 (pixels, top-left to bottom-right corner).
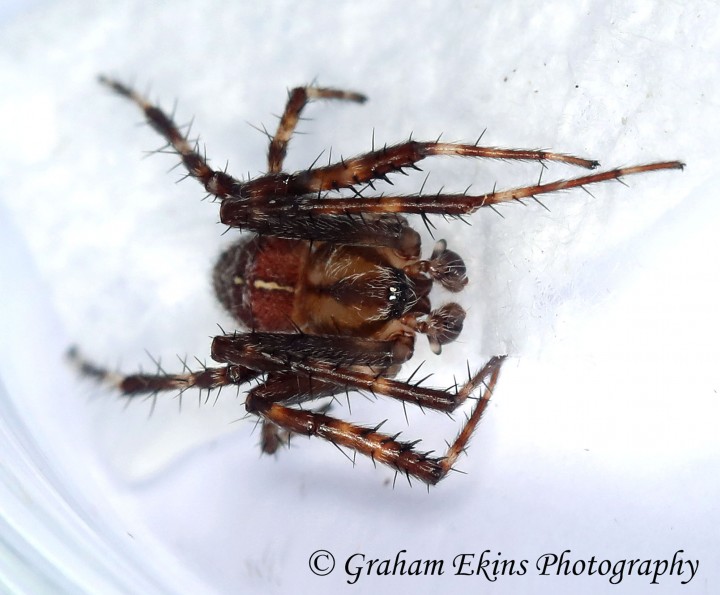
213;236;307;332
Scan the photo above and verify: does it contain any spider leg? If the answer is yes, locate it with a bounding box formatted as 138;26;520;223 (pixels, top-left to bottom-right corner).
282;140;600;194
211;331;412;374
67;347;299;454
245;355;504;485
99;76;240;201
218;161;684;248
212;333;502;414
246;370;342;455
67;346;259;396
232;161;685;220
100;78;683;248
268;86;367;173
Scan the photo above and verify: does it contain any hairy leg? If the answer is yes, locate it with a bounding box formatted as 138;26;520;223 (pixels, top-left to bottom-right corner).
67;346;259;396
235;161;685;219
268;86;366;173
245;356;504;485
99;76;241;201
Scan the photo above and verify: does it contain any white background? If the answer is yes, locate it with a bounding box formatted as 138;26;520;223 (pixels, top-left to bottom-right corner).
0;1;718;593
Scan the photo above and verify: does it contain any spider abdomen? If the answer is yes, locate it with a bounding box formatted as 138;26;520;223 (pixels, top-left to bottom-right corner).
213;235;306;332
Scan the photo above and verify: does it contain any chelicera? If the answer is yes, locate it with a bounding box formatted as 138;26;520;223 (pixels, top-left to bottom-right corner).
70;77;683;485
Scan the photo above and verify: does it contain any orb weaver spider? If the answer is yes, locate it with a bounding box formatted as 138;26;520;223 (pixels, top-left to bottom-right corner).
70;76;683;485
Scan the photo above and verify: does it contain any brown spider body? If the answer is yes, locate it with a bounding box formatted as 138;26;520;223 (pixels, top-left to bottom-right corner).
213;227;465;351
70;76;683;486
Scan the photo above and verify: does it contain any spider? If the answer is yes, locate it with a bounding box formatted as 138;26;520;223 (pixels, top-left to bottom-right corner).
69;76;683;486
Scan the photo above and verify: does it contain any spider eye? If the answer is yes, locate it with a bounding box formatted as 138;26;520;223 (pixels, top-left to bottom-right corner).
386;274;413;318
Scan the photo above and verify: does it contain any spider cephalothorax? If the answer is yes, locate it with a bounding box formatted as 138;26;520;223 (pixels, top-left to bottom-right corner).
70;77;682;485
